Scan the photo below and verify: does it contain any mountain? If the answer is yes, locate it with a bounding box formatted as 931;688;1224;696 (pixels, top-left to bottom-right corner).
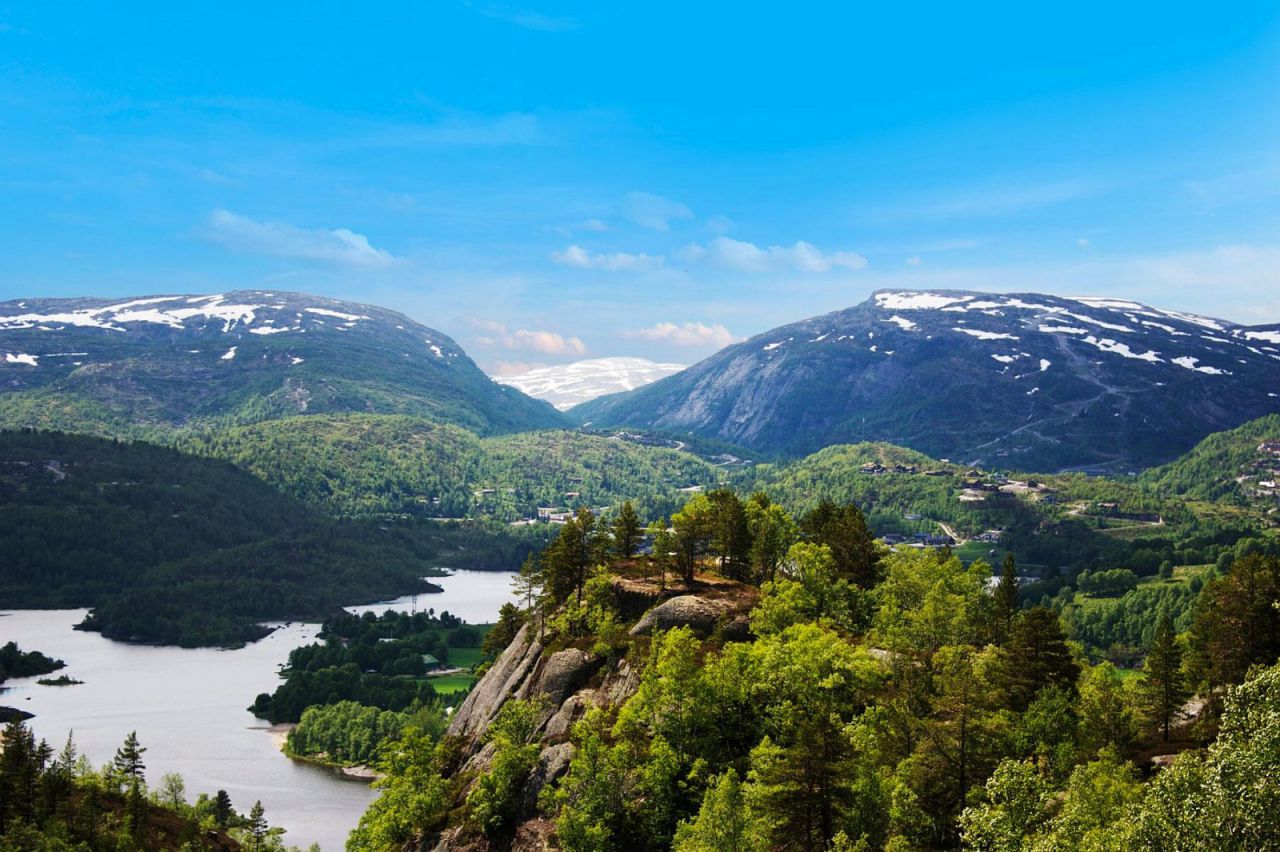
493;356;687;409
574;289;1280;471
0;290;566;438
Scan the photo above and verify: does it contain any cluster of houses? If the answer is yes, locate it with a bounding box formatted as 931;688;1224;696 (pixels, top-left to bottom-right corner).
1240;440;1280;513
881;531;956;548
858;461;953;477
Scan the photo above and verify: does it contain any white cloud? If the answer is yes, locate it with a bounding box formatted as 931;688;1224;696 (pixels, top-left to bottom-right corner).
625;321;739;348
905;255;923;266
1077;237;1090;248
623;191;694;231
472;320;586;355
205;209;399;268
698;237;868;273
550;244;665;272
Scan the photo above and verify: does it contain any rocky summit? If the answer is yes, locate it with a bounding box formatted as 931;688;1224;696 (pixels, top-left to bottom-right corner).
573;289;1280;471
0;290;566;438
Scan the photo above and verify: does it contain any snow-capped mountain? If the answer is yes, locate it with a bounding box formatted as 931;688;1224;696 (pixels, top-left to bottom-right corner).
574;289;1280;471
0;291;566;437
494;357;687;410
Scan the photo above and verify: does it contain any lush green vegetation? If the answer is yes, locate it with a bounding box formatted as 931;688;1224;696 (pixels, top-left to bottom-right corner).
1141;412;1280;502
286;700;449;768
185;414;723;521
0;721;293;850
0;642;64;684
348;491;1280;852
250;610;484;724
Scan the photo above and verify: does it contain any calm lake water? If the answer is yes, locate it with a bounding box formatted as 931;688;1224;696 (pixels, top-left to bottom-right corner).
0;569;517;851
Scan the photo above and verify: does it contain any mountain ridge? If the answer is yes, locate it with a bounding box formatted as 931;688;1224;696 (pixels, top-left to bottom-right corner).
0;290;567;438
573;288;1280;471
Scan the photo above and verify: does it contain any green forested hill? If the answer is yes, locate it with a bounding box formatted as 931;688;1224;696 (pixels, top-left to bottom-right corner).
184;414;723;521
1140;413;1280;502
0;430;537;646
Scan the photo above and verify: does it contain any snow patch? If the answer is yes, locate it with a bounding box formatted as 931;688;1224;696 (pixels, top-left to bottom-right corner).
220;346;237;361
883;315;918;331
991;354;1018;364
1039;325;1087;335
1039;359;1051;372
875;292;972;311
305;308;369;322
954;327;1019;341
1243;330;1280;344
1171;356;1230;375
1081;336;1163;363
5;353;38;366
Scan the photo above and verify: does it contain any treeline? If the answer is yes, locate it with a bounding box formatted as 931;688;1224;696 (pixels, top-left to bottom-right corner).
0;720;287;850
349;491;1280;852
250;610;481;724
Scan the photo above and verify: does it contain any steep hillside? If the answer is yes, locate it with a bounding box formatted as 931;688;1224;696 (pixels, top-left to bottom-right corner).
0;291;566;438
494;357;686;409
575;289;1280;471
1141;413;1280;506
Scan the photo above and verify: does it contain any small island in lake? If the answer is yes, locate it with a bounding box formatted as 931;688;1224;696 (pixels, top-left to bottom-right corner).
36;674;84;686
0;641;66;685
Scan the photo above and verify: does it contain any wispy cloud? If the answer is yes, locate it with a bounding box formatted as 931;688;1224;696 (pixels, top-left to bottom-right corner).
623;191;694;232
683;237;867;273
625;321;739;348
473;320;587;355
204;209;399;268
471;3;578;32
551;244;665;271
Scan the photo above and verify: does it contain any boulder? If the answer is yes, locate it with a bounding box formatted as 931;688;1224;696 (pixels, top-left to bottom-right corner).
628;595;729;637
447;623;542;741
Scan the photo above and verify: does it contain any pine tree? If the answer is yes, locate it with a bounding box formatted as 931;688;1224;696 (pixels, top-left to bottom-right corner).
112;730;146;784
998;608;1080;712
612;501;642;558
993;553;1019;643
799;500;881;588
248;800;268;851
1143;613;1188;742
214;789;233;828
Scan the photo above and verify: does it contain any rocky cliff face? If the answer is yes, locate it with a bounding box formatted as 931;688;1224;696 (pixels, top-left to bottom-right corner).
424;576;757;851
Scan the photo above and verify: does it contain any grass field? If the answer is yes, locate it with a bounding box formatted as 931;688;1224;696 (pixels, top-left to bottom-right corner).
429;673;478;694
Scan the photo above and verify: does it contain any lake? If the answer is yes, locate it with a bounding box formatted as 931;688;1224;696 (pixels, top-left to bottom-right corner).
0;569;517;851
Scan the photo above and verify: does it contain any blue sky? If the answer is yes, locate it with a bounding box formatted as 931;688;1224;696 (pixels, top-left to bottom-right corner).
1;2;1277;373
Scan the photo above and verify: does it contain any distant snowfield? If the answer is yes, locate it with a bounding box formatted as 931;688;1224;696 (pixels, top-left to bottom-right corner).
494;357;687;410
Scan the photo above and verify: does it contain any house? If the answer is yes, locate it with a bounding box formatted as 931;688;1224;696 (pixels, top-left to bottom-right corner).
860;462;886;475
923;469;952;477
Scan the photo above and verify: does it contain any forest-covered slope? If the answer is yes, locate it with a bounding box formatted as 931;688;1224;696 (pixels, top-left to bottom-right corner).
0;430;536;646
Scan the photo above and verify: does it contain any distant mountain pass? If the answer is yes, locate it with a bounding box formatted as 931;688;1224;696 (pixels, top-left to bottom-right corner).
0;290;566;438
494;357;686;409
573;289;1280;472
